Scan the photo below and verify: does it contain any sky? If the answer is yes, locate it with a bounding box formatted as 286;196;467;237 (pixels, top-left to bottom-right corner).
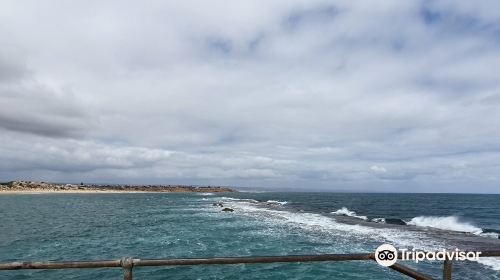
1;1;500;193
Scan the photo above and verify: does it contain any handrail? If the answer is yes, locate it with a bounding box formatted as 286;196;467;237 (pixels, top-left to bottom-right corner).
389;263;434;280
1;251;499;280
0;253;375;270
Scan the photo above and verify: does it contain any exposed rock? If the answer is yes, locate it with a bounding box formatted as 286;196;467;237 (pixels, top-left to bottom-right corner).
221;208;234;212
385;218;407;225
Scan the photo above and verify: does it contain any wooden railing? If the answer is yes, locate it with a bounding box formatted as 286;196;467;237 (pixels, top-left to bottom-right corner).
1;251;499;280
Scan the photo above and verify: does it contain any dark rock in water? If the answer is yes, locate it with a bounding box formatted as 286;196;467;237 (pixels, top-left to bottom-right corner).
385;218;407;225
218;203;223;207
213;203;224;207
212;203;218;206
221;208;234;212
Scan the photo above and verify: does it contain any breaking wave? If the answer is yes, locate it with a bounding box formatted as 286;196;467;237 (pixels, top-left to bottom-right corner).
406;216;500;239
219;197;259;203
266;200;288;205
481;228;500;239
331;207;368;220
209;197;500;271
216;198;443;250
370;215;499;238
407;216;483;234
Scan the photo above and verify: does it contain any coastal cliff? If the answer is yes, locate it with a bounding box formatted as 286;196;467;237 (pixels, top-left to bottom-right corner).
0;181;236;193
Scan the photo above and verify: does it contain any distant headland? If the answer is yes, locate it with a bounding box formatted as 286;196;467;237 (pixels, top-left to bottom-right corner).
0;181;236;193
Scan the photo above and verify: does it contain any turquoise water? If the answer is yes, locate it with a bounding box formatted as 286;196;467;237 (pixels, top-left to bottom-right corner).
1;192;499;279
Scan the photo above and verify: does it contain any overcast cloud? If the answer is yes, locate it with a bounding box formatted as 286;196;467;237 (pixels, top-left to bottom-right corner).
1;0;500;192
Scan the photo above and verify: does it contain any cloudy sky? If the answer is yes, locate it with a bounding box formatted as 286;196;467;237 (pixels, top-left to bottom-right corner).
1;1;500;192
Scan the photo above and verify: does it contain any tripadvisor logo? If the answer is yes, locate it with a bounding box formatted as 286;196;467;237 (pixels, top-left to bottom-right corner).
374;244;482;267
375;244;398;266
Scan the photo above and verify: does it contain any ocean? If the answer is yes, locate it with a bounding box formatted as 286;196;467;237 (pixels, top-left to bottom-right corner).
1;192;499;279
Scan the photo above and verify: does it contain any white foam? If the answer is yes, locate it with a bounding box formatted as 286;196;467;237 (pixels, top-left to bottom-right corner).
331;207;368;221
477;257;500;271
213;198;500;272
479;232;500;239
371;218;386;224
219;197;259;203
198;193;214;196
218;197;443;251
407;216;483;235
266;200;288;205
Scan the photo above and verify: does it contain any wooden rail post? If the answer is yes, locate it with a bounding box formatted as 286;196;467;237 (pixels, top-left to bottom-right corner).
443;259;452;280
121;258;134;280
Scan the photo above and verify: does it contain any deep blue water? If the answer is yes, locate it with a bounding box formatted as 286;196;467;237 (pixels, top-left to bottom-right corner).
1;192;499;279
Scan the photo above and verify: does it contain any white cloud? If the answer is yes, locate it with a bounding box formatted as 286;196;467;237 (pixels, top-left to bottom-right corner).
370;165;387;173
1;0;500;192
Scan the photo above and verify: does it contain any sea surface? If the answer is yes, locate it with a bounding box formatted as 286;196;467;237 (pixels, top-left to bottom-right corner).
1;192;500;279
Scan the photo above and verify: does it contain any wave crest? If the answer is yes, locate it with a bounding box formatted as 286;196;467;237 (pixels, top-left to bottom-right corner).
331;207;368;220
407;216;483;234
266;200;288;205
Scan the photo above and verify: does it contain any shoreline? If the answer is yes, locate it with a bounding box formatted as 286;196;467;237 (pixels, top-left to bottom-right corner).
0;190;222;194
0;181;236;194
